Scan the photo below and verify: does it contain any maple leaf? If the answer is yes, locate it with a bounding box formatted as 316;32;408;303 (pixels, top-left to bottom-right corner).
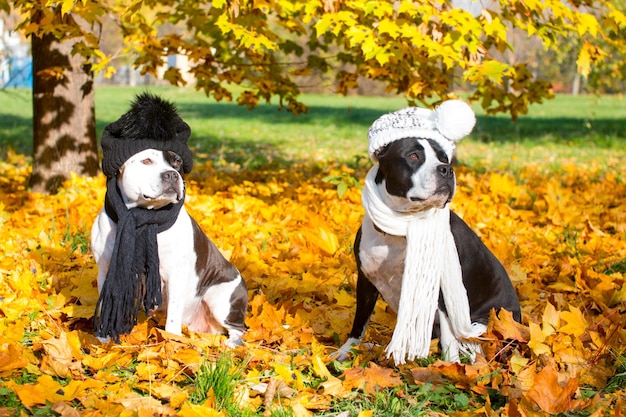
311;352;349;397
542;302;560;332
39;331;84;378
410;367;446;385
559;305;588;337
528;321;551;356
483;308;529;359
114;393;169;412
488;308;529;342
515;361;538;393
7;375;105;407
333;289;355;307
525;364;583;413
0;344;30;377
342;362;402;394
134;382;189;408
273;362;307;390
428;359;493;391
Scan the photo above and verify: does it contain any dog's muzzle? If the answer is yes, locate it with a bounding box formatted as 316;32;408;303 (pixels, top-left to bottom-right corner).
161;170;184;200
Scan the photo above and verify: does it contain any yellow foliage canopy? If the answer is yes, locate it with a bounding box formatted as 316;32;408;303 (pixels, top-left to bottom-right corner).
5;0;626;118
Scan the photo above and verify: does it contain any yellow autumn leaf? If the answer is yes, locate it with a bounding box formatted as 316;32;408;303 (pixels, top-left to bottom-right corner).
60;0;73;15
61;303;96;319
319;375;349;398
473;60;512;83
8;375;104;407
559;305;588;337
528;322;551;356
377;18;399;39
273;362;306;390
82;351;131;372
488;172;518;199
577;42;594;77
342;362;402;394
489;308;529;341
0;344;30;376
576;13;600;37
542;302;560;334
114;392;165;412
211;0;226;9
311;353;332;379
300;227;339;255
40;331;83;378
311;352;349;397
134;381;188;406
525;365;582;413
608;282;626;305
334;289;355;307
510;352;530;374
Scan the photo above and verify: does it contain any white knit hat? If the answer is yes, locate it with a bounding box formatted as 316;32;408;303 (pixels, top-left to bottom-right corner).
368;100;476;161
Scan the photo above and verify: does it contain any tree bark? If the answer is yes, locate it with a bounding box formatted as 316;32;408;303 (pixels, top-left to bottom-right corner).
29;31;98;194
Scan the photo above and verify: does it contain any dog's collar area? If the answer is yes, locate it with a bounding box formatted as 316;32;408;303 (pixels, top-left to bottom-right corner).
372;223;387;235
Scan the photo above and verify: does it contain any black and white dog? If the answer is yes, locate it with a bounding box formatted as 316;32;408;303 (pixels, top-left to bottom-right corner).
91;94;247;346
333;101;521;364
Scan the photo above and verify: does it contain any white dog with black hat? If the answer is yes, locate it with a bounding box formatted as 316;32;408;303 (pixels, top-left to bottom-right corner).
91;93;247;346
333;100;521;364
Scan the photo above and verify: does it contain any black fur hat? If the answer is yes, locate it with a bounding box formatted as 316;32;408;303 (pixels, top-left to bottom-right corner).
101;93;194;177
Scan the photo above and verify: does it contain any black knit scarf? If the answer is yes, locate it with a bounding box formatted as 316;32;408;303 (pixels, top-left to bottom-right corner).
94;176;184;341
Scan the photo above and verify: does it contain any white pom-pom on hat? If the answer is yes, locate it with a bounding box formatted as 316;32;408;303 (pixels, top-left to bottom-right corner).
367;99;476;161
434;100;476;143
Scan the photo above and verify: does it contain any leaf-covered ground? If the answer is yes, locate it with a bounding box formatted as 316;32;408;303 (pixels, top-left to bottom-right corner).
1;149;625;416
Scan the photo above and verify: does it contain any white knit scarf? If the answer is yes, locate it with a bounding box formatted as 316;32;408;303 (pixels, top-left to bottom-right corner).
362;165;481;365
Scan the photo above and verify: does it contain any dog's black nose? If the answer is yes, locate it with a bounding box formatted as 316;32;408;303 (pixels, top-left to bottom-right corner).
161;170;179;183
437;164;453;178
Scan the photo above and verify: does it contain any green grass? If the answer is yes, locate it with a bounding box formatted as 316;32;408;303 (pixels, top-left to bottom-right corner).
189;354;238;407
188;353;247;413
0;87;624;172
317;383;490;416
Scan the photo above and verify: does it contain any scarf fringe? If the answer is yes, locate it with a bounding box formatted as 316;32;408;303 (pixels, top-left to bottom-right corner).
385;215;445;362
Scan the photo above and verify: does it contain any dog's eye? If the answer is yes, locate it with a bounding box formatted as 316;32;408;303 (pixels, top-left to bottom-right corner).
408;153;420;160
141;158;153;165
165;151;183;171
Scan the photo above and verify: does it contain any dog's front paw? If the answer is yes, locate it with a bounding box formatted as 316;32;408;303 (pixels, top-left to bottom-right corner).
225;330;244;348
329;337;361;361
164;327;183;336
457;322;487;362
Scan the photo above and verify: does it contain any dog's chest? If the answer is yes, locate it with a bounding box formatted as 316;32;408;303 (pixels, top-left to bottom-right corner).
357;215;406;312
156;212;192;255
155;209;201;288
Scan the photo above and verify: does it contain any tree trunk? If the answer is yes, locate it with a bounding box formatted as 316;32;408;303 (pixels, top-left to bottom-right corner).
571;72;581;96
29;32;98;194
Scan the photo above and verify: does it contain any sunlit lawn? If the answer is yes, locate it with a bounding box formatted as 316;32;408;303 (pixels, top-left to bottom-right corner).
1;87;624;173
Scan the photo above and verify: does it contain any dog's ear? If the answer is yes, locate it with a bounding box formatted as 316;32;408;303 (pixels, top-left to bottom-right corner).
373;143;391;160
164;151;183;172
